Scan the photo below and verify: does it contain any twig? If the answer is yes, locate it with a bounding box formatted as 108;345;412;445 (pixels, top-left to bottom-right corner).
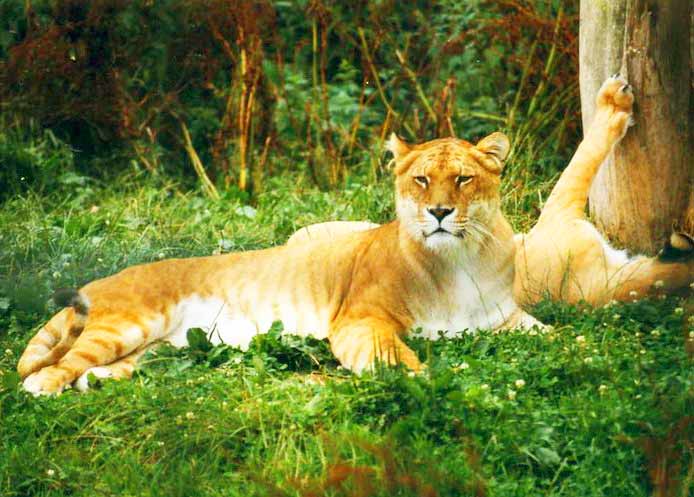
394;49;437;123
179;119;220;200
357;28;414;136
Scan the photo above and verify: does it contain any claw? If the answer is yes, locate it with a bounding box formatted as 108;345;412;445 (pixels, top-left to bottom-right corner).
620;84;631;93
611;72;621;79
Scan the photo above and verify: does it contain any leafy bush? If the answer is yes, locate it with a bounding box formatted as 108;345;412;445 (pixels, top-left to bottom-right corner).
0;0;580;195
0;122;75;200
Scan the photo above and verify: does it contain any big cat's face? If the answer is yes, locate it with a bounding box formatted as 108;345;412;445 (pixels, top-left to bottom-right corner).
391;133;509;251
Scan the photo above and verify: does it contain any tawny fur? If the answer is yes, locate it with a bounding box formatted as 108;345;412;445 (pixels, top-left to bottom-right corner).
18;131;540;395
289;75;694;306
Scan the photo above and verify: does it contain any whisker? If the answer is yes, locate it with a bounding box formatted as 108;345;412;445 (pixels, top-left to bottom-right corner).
465;219;503;248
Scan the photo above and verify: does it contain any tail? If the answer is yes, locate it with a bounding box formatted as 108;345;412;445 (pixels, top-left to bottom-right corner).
658;232;694;263
17;289;90;379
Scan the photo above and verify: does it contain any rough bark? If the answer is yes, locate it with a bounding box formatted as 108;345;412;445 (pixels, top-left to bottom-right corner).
579;0;692;255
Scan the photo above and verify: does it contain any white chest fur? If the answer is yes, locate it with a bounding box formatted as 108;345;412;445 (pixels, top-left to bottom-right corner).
412;265;517;338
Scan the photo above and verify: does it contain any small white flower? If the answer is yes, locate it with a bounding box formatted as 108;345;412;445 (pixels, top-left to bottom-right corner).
634;331;641;338
629;290;638;298
4;349;12;356
654;280;664;289
514;379;526;389
650;329;661;337
507;389;517;400
612;314;621;321
157;252;166;259
575;335;586;345
185;411;195;420
222;401;228;409
52;271;61;279
583;357;593;364
598;384;608;394
157;441;164;447
480;383;490;390
674;307;684;315
195;397;204;405
453;362;470;371
528;328;538;336
689;331;694;339
640;349;647;355
46;469;55;477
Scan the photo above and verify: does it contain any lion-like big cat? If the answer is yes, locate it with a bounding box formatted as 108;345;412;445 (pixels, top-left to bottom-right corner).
19;130;540;395
290;75;694;306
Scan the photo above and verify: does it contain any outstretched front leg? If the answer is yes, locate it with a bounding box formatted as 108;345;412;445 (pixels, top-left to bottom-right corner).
537;74;634;224
329;316;422;373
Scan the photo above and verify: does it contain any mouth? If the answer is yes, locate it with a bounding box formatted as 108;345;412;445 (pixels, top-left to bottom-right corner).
423;228;466;239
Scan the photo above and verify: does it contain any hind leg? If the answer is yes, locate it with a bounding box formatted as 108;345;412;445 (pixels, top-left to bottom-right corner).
74;346;152;392
23;318;150;395
536;74;634;224
17;307;85;379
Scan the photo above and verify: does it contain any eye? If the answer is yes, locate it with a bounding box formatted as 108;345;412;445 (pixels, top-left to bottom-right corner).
456;175;474;186
414;176;429;188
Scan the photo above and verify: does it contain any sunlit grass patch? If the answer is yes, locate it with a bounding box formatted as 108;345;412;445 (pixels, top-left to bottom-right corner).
1;176;692;497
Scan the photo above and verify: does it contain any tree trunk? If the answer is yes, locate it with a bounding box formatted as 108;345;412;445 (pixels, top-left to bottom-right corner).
579;0;692;255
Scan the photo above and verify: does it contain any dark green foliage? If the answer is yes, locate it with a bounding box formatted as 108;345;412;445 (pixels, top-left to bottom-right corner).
0;0;580;193
0;123;75;201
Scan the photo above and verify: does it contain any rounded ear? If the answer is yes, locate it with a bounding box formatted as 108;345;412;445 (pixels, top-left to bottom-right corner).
476;132;510;172
386;132;411;160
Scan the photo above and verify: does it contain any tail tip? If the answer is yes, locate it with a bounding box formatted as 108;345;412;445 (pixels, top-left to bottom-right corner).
53;288;90;315
658;232;694;262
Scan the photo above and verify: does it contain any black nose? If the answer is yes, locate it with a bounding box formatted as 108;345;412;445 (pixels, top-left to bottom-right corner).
427;207;454;222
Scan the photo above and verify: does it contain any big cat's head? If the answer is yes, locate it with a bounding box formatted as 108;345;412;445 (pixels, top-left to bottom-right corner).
390;132;509;251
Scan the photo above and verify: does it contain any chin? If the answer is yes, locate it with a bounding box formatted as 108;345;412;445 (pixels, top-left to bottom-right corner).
424;232;463;252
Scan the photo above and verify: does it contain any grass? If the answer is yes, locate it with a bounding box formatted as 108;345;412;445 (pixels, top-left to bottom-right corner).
0;167;692;497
